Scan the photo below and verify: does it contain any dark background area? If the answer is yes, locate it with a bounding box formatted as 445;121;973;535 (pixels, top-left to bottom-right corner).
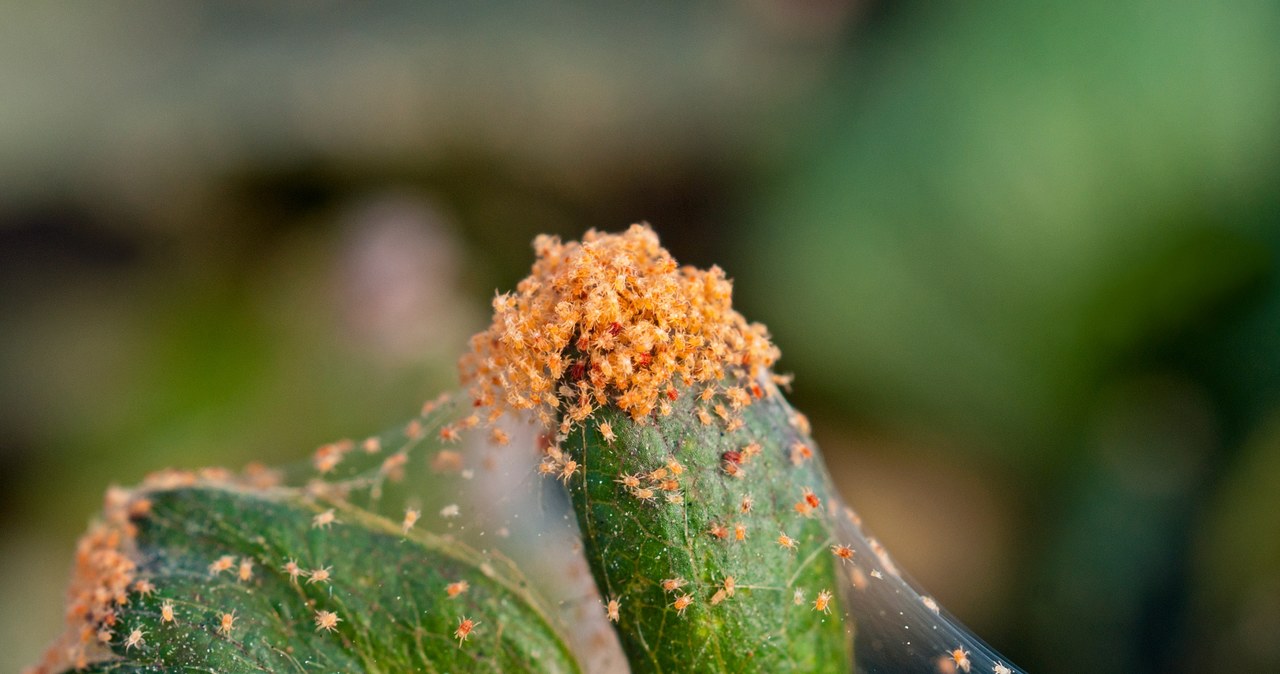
3;3;1279;673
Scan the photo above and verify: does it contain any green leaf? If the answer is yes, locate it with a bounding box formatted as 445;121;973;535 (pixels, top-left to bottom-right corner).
66;485;580;674
560;382;854;673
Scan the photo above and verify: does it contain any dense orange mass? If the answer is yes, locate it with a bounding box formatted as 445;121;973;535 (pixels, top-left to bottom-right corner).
459;224;779;438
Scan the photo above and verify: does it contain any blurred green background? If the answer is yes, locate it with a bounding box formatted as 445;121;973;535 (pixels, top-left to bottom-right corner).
3;3;1279;673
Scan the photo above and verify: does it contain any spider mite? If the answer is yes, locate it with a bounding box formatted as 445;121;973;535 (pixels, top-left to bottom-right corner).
604;596;621;623
599;421;616;443
789;442;813;466
949;648;972;673
238;558;254;582
672;594;693;616
616;472;642;489
160;600;176;623
208;555;236;576
312;509;337;529
455;616;478;645
661;577;687;593
283;559;304;583
708;522;730;540
402;508;421;535
790;411;811;436
558;459;579;484
124;628;144;651
721;450;744;477
648;473;675;492
812;589;833;614
307;566;332;585
445;580;469;598
733;523;747;541
217;611;237;637
777;532;798;550
740;494;754;513
830;544;855;564
314;610;341;633
381;453;408;479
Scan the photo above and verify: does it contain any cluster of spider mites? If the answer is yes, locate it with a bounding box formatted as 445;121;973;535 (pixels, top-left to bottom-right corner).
457;223;781;446
27;463;480;674
452;225;855;623
26;467;286;674
33;225;985;673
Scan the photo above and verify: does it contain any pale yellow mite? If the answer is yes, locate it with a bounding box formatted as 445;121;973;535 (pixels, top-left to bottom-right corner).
402;508;421;535
217;611;236;637
123;628;144;651
312;509;337;529
314;610;341;633
283;559;304;584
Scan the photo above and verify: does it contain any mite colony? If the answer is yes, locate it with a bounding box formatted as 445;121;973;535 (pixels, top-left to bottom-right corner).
457;223;780;443
30;226;999;674
26;466;489;674
26;469;275;673
456;226;854;631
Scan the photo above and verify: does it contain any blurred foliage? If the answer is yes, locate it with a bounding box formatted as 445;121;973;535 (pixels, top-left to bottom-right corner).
2;2;1279;673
